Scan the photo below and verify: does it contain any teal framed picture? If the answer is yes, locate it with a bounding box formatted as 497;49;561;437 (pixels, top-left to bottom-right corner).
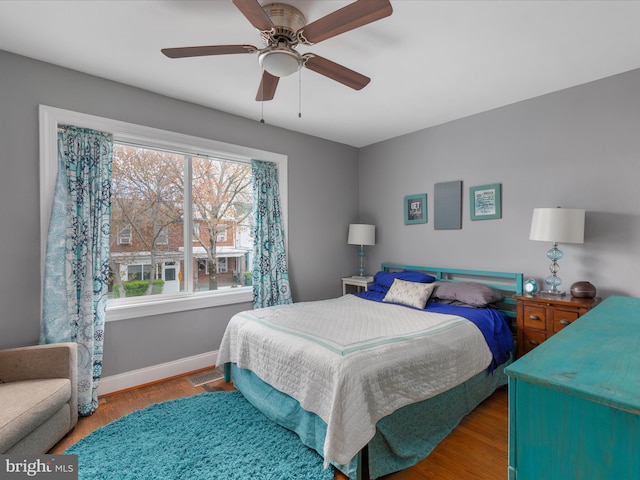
470;183;502;220
404;194;427;224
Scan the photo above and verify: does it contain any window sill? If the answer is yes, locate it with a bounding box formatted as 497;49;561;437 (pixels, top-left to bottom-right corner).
106;287;253;322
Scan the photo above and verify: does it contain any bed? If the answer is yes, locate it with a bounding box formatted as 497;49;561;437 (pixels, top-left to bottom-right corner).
217;263;523;479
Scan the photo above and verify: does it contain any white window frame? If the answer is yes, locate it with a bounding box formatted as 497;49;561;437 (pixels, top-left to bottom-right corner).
39;105;288;322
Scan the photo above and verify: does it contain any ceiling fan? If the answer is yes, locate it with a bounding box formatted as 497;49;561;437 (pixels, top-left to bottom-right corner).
161;0;393;101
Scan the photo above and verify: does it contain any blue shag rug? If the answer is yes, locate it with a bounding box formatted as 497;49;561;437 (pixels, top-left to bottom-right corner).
65;391;335;480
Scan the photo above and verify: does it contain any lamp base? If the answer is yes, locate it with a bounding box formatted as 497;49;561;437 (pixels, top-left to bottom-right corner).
356;245;367;278
540;289;566;296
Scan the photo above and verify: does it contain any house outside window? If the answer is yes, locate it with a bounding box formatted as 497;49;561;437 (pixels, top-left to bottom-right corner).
39;105;288;321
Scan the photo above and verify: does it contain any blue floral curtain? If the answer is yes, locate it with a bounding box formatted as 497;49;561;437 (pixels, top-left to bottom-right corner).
252;160;292;308
41;126;113;416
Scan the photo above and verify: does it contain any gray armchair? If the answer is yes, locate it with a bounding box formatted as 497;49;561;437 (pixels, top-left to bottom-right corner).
0;342;78;454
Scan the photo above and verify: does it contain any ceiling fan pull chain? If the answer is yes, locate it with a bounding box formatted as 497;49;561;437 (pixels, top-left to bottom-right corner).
260;69;265;124
298;68;302;118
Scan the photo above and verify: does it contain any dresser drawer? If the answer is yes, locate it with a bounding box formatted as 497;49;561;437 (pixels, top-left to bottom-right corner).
551;309;580;332
523;305;547;330
522;329;546;354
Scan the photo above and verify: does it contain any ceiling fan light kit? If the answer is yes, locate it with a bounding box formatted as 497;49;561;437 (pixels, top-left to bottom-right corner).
258;46;302;77
161;0;392;102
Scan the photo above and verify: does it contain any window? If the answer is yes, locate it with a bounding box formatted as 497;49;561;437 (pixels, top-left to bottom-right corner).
117;226;132;245
216;225;228;242
110;142;253;300
217;257;228;274
127;264;152;281
40;105;288;321
198;259;209;275
156;226;168;245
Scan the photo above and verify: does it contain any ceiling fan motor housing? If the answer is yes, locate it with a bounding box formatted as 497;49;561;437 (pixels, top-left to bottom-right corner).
260;3;307;45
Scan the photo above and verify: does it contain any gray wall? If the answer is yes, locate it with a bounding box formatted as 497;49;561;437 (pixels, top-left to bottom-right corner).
3;47;639;379
0;50;360;376
359;68;640;299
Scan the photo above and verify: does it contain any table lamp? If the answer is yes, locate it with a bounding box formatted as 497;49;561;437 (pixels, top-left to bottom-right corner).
347;224;375;278
529;207;585;295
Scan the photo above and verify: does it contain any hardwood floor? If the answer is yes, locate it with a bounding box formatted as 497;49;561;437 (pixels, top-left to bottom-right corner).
50;370;509;480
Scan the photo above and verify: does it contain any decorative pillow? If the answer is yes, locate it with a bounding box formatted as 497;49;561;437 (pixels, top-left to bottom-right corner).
432;281;504;307
372;270;436;289
383;278;436;309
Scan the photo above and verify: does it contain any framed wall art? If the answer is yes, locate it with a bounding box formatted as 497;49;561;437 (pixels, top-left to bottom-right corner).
434;180;462;230
404;193;427;224
470;183;502;220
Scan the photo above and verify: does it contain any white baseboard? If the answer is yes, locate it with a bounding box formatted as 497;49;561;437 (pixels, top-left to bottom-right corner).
96;350;219;396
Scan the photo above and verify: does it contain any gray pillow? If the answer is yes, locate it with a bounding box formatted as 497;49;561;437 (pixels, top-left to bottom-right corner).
432;281;504;307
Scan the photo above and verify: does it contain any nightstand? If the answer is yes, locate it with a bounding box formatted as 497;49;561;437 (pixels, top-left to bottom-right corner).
515;293;601;358
342;276;374;295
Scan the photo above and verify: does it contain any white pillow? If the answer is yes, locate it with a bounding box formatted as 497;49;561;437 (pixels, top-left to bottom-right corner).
382;278;436;309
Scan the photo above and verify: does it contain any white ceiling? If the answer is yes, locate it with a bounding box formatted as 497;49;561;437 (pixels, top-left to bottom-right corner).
2;1;640;147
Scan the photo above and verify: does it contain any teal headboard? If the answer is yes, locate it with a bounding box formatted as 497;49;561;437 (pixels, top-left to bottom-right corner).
381;263;523;321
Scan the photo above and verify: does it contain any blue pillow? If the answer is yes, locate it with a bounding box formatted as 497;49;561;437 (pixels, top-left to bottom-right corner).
372;270;436;289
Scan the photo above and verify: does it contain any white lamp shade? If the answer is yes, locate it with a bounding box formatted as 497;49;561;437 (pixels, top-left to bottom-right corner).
529;208;585;244
348;224;376;246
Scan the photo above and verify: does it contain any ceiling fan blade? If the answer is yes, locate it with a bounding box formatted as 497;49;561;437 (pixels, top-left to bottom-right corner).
304;54;370;90
256;71;279;101
161;45;257;59
297;0;392;44
232;0;275;32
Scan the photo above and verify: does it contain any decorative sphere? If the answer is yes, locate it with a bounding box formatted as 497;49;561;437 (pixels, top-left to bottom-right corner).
524;278;538;294
546;248;564;261
570;281;597;298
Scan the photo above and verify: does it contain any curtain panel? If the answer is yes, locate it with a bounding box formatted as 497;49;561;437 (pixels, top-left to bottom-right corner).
41;126;113;416
251;160;292;308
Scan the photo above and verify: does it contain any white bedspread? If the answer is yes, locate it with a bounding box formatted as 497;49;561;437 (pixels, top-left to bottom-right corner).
216;295;492;467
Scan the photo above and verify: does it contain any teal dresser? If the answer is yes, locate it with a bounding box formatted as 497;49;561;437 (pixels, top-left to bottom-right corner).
505;295;640;480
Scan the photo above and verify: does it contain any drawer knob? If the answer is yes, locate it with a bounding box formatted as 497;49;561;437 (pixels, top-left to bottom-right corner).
528;339;540;346
528;315;540;320
559;319;571;325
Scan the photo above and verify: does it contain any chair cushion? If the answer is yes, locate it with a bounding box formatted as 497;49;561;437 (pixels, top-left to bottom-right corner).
0;378;71;452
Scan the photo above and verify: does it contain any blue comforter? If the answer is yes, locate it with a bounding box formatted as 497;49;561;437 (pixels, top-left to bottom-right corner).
356;290;513;370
